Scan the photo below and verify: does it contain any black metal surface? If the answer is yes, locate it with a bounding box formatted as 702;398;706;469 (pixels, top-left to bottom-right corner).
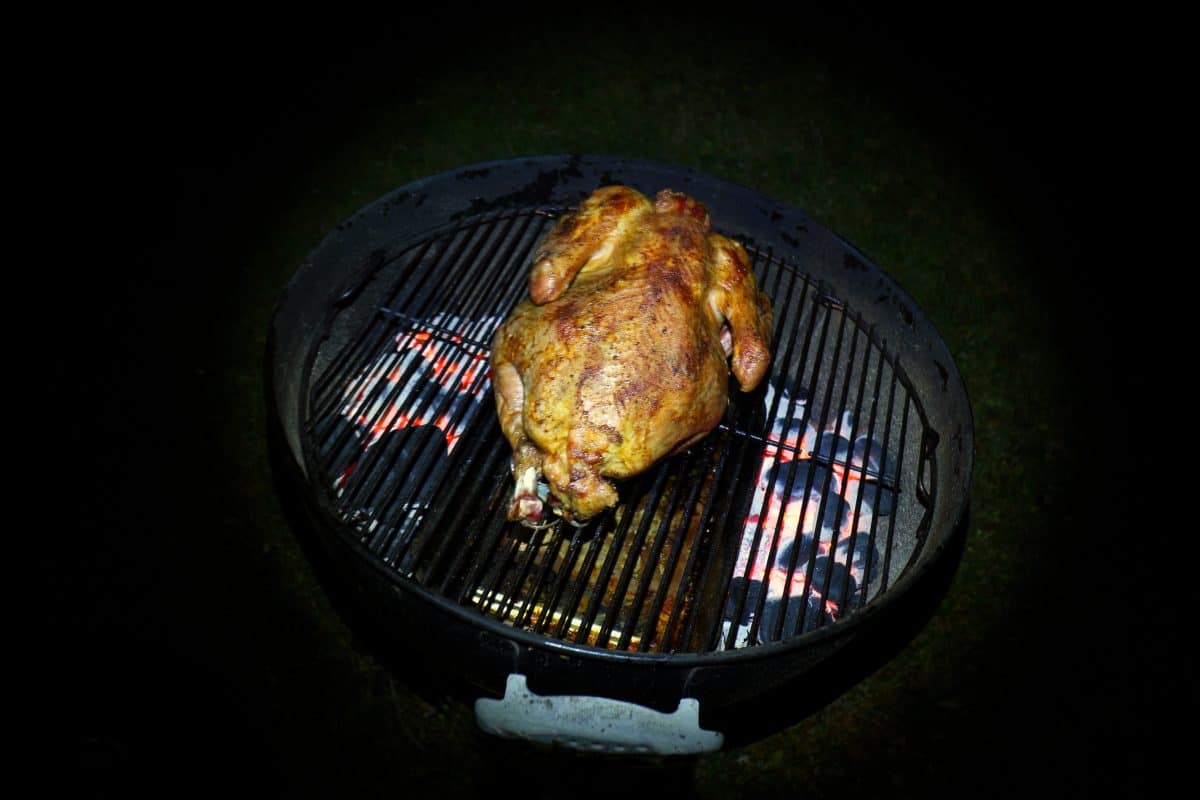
267;155;973;744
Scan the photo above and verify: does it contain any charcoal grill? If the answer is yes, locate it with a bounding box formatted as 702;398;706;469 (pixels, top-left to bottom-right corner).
267;155;973;754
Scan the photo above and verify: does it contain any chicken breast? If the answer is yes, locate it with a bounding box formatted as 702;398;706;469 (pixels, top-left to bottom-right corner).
491;186;773;526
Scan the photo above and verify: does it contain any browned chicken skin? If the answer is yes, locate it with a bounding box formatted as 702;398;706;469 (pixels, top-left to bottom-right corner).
491;186;773;526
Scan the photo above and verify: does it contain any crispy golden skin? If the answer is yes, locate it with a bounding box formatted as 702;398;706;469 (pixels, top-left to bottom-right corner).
491;186;773;526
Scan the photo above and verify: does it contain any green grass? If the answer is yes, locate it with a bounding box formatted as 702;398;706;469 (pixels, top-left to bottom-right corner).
68;13;1131;798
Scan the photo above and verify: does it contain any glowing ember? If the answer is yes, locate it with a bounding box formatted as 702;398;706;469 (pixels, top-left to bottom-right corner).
335;314;496;487
323;313;499;551
720;382;894;646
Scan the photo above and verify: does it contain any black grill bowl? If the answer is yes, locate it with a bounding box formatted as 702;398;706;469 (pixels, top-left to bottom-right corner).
266;155;973;752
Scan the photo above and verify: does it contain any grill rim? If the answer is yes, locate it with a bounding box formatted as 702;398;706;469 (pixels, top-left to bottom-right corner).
270;154;975;669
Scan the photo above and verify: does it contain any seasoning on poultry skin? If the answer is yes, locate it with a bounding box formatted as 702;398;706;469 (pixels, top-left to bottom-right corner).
491;186;773;527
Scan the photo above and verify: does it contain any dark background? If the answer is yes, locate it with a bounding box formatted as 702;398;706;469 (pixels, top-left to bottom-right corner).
45;9;1167;797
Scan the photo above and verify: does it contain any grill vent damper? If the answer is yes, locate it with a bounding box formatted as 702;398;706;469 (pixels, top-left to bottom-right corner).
267;156;973;754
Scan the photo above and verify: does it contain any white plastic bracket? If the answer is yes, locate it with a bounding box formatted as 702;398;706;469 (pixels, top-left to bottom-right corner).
474;673;724;755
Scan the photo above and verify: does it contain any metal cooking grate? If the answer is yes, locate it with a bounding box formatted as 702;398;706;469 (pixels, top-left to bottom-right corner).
302;207;936;654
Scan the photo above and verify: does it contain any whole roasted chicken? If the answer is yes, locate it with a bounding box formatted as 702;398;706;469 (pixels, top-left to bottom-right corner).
491;186;773;526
